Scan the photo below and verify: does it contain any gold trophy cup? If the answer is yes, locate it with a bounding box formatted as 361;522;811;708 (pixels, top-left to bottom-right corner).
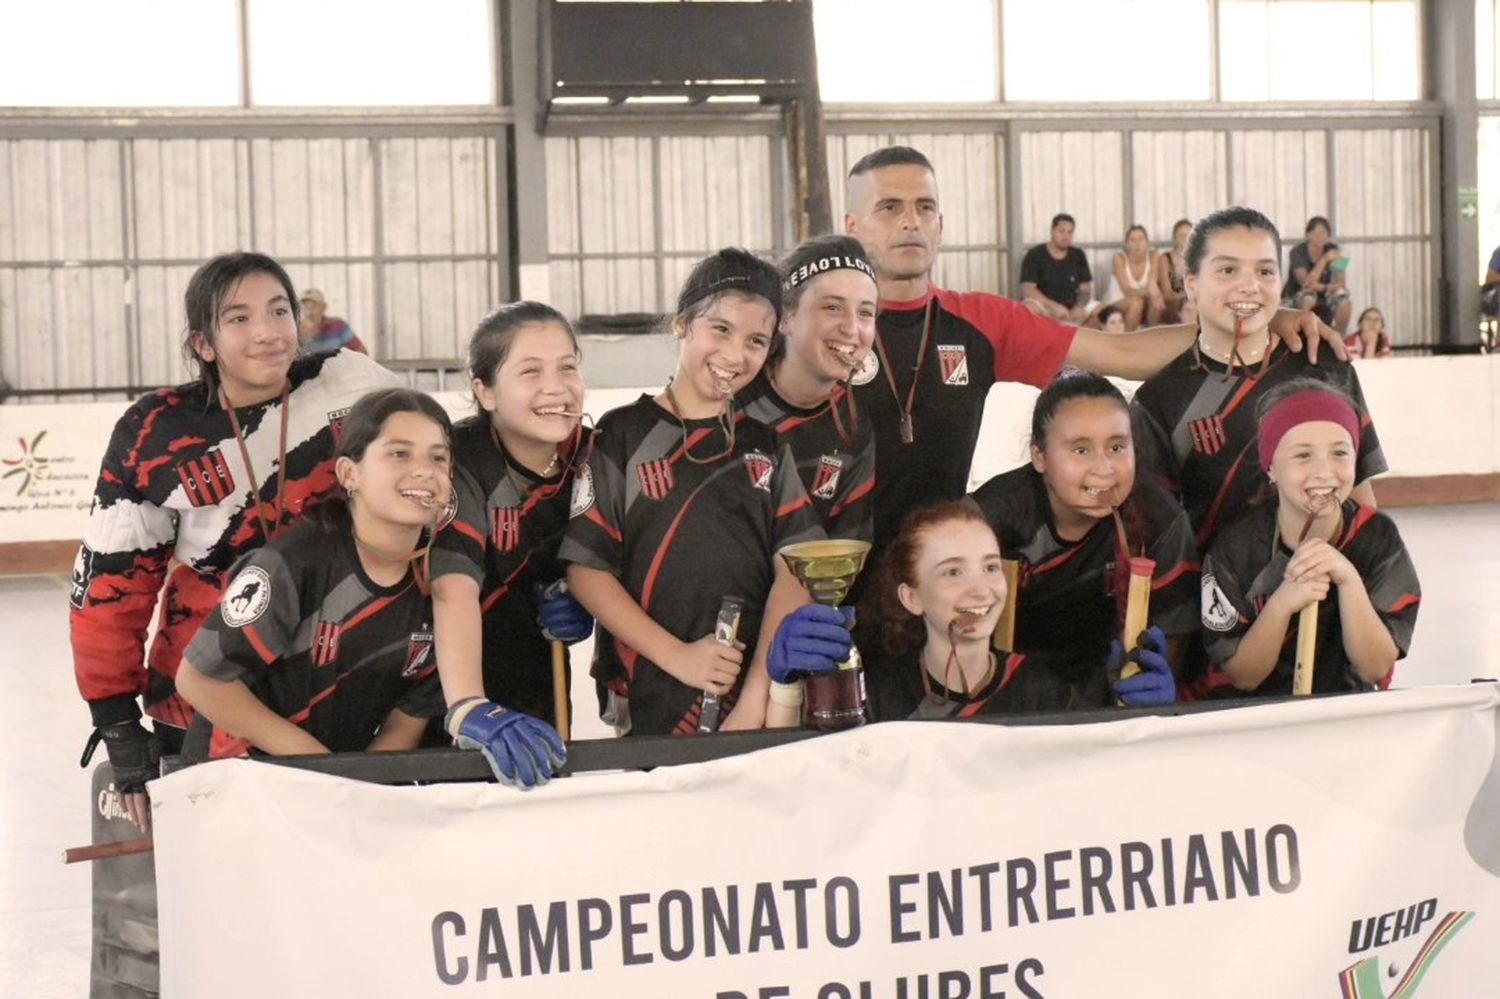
778;539;872;731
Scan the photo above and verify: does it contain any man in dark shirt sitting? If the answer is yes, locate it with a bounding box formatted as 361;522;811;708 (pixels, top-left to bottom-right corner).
1019;213;1099;324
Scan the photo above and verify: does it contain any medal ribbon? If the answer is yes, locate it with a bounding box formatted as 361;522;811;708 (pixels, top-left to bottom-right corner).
222;381;290;542
871;296;934;444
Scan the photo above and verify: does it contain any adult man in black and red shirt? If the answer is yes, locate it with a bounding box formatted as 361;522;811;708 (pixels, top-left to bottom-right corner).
840;145;1342;556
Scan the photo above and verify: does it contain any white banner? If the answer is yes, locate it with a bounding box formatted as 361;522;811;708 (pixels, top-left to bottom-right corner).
0;401;124;543
153;685;1500;998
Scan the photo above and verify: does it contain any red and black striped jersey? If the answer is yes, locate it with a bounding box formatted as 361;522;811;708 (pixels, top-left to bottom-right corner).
1199;499;1420;696
738;369;874;542
1130;342;1386;552
433;416;593;721
180;516;443;760
69;350;399;730
855;288;1075;553
969;464;1199;683
558;394;823;736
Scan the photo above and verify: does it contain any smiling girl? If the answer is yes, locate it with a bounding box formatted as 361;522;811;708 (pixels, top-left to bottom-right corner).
970;372;1196;703
561;249;821;735
738;234;879;541
70;251;397;827
1199;379;1419;695
1131;207;1386;554
433;302;593;728
177;389;489;760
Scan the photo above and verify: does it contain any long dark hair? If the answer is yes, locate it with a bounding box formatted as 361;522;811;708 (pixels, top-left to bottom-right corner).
859;501;997;660
181;252;300;394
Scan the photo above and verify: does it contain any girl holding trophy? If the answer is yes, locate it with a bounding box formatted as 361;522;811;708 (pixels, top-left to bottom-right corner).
561;249;822;735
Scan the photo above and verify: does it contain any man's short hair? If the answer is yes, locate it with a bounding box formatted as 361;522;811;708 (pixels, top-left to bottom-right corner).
848;145;934;180
1050;213;1075;230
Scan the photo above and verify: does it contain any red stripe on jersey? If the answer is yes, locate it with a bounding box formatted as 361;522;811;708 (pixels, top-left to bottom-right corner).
1195;448;1251;550
956;653;1026;717
1151;559;1198;591
639;481;713;609
343;590;406;632
244;624;277;665
828;476;875;518
615;637;640;681
1386;593;1420;614
285;679;344;727
480;553;533;614
451;518;485;546
584;506;623;544
126;393;173;488
775;491;812;519
1031;543;1087;576
1337;503;1379;546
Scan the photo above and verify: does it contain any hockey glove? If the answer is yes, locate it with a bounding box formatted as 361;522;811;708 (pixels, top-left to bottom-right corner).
768;605;855;685
534;580;593;644
90;720;162;795
1109;626;1177;707
448;699;566;789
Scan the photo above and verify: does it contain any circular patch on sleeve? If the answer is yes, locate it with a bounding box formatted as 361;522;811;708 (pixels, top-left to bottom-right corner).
221;565;273;628
569;464;595;518
1200;571;1238;633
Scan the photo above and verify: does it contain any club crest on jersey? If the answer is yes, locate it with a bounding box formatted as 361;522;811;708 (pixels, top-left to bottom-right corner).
176;450;236;507
850;350;879;386
1189;414;1228;455
69;545;96;609
744;451;774;492
938;344;969;386
492;506;521;552
637;458;675;501
312;619;342;668
402;629;435;678
327;407;351;446
222;565;273;628
811;455;843;500
570;464;595;517
1201;572;1239;632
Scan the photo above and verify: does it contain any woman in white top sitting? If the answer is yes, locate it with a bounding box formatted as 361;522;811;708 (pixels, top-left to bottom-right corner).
1109;224;1165;331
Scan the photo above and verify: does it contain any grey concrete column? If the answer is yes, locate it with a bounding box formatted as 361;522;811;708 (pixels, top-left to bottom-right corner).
508;0;550;303
1427;0;1481;348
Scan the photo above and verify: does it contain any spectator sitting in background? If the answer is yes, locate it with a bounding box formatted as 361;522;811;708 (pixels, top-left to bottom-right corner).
1020;213;1099;325
1097;304;1126;333
1154;218;1194;325
1110;225;1164;330
1346;307;1392;359
1283;216;1351;333
300;288;368;355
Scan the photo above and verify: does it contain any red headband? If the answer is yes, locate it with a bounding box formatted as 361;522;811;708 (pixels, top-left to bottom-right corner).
1257;389;1360;471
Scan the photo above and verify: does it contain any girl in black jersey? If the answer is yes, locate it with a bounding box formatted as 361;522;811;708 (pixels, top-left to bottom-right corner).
1199;379;1419;695
561;249;822;735
969;372;1195;701
434;302;593;724
178;388;566;785
177;389;458;757
857;502;1172;720
738;234;879;541
1130;207;1385;555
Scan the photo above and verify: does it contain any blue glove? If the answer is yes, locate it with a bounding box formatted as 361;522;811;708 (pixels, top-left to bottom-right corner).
449;700;566;789
1109;626;1177;707
768;605;856;684
535;580;593;644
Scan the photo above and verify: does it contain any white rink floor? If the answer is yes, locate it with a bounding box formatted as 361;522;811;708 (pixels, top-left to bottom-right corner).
3;503;1496;997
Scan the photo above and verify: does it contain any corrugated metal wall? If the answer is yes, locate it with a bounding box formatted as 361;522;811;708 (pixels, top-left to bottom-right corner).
544;121;1434;349
0;132;502;400
545;134;777;319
